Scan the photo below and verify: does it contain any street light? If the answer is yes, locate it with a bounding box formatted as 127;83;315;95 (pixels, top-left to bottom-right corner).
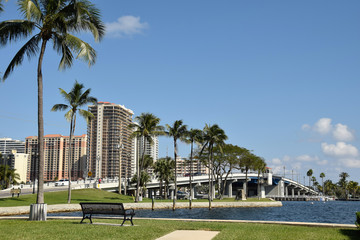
117;143;124;194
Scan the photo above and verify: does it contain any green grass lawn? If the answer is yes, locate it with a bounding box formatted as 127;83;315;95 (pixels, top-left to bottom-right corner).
0;219;358;240
0;189;270;207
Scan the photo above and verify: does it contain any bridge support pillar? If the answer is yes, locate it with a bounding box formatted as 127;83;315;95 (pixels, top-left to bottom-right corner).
292;188;295;198
226;181;233;198
212;184;216;199
190;186;195;199
285;186;288;197
261;185;265;198
298;190;300;197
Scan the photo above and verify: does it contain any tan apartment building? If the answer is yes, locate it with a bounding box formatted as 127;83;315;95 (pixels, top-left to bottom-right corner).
25;134;87;182
87;102;134;179
175;156;208;177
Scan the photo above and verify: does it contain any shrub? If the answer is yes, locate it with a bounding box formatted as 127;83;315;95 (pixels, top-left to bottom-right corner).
356;212;360;229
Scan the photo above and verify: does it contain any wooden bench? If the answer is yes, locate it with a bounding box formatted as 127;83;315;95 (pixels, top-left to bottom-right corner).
79;202;135;226
10;188;21;197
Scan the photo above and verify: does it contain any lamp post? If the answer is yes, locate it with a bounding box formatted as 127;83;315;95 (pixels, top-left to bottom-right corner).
117;143;124;194
124;152;131;195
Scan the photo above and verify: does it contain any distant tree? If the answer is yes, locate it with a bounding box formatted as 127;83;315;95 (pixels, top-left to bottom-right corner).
131;171;151;197
212;144;248;199
306;169;313;188
185;128;202;201
154;157;175;199
254;156;267;200
165;120;188;210
51;81;97;203
338;172;350;199
200;124;228;207
238;151;257;199
129;113;164;202
0;165;20;189
311;176;317;189
320;172;325;195
346;180;358;199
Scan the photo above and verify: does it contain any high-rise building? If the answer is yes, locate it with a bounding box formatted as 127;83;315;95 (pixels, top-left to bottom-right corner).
25;134;87;182
133;135;159;175
87;102;134;179
0;138;25;154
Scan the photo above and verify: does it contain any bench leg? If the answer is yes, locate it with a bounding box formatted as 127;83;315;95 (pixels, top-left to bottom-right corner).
80;214;92;224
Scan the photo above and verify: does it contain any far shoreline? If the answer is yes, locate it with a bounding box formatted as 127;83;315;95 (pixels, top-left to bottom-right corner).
0;201;282;216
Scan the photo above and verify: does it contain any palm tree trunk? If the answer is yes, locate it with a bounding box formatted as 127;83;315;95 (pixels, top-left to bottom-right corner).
189;141;193;200
173;139;177;211
36;40;47;204
136;139;145;202
67;114;74;204
257;170;261;200
245;168;248;199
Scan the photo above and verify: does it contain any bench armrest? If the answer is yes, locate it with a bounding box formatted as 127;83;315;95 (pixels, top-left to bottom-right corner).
125;208;135;215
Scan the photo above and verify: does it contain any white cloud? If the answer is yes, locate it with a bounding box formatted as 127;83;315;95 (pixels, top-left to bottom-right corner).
106;16;149;37
321;142;359;157
296;155;319;162
317;159;328;165
272;158;282;165
301;124;311;131
333;123;354;141
339;158;360;168
313;118;332;134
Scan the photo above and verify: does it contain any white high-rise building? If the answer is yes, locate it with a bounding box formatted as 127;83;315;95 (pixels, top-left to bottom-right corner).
133;135;159;175
0;138;25;154
87;102;134;179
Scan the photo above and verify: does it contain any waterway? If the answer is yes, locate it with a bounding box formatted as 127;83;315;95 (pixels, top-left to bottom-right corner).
49;201;360;224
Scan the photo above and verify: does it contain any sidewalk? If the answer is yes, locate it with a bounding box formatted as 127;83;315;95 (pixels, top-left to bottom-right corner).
156;230;220;240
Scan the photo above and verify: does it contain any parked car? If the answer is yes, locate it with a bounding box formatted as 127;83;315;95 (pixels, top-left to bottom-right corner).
177;191;190;199
55;179;69;186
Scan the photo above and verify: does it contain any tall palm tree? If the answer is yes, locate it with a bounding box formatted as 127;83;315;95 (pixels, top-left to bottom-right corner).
129;113;164;202
51;81;97;203
186;128;202;201
306;169;313;188
201;124;228;207
320;172;325;195
0;0;104;205
165;120;188;210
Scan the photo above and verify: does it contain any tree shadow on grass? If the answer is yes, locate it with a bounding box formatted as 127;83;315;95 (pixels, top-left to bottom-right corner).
339;229;360;240
0;198;27;203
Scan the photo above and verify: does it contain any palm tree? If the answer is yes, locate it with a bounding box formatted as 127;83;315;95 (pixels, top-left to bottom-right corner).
338;172;350;199
306;169;313;188
165;120;188;210
129;113;164;202
201;124;228;207
0;0;104;205
186;128;202;201
51;81;97;203
239;151;256;199
320;172;325;195
154;157;175;199
254;156;266;200
0;165;20;189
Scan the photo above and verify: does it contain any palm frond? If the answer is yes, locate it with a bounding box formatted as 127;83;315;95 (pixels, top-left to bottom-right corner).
64;34;96;66
2;34;40;80
0;20;36;45
51;103;68;112
53;33;74;69
60;0;105;41
78;109;94;123
58;88;72;102
64;109;73;122
17;0;42;22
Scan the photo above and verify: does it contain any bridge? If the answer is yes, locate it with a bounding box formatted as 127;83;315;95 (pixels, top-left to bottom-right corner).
2;171;318;200
95;172;318;200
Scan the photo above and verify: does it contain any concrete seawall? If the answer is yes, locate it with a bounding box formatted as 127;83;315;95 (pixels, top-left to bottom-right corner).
0;201;282;216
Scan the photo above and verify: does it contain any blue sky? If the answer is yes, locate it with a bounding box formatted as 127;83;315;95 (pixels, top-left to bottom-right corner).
1;0;360;183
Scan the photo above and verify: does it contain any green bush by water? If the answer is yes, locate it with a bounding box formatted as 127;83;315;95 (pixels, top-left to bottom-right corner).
356;212;360;229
